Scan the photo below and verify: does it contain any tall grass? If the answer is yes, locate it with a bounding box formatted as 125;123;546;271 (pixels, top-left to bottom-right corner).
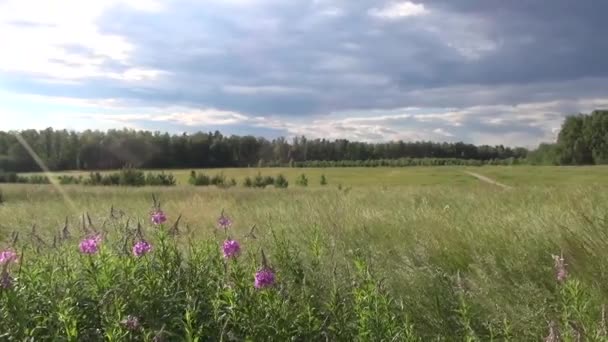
1;183;608;339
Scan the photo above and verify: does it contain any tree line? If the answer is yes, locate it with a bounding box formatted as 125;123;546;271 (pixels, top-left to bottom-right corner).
527;110;608;165
0;129;527;172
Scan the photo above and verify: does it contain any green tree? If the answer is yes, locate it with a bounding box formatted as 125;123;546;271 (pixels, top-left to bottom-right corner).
583;110;608;164
557;115;593;165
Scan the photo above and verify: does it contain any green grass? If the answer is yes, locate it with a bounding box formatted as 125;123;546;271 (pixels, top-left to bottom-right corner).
2;166;608;340
467;165;608;186
24;165;608;187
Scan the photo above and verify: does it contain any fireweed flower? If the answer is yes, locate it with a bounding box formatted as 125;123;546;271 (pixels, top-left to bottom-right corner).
79;235;101;254
552;254;568;283
120;315;141;331
133;240;152;257
151;209;167;225
218;213;232;230
0;249;18;265
254;268;276;289
222;239;241;258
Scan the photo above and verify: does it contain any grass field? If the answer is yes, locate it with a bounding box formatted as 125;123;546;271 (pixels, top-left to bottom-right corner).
2;166;608;340
26;164;608;187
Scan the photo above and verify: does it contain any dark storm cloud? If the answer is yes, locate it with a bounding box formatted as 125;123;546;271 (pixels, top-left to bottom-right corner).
87;0;608;113
421;0;608;83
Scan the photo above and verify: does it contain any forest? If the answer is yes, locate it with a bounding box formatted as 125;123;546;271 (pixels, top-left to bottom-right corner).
0;129;526;172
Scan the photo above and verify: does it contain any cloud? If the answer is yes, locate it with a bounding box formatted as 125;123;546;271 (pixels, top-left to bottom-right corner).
1;0;608;147
86;108;250;126
369;2;429;19
0;0;164;80
222;85;315;95
433;128;453;137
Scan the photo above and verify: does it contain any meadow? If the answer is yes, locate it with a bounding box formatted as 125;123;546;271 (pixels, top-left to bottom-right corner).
25;164;608;186
1;166;608;340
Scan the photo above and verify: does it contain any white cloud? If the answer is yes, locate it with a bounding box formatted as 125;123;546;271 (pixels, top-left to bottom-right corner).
114;68;168;82
156;110;249;126
222;85;314;95
413;111;465;126
256;95;608;145
122;0;164;12
0;0;164;80
468;132;541;148
318;7;345;17
5;93;607;147
0;91;124;109
432;128;454;137
86;107;251;126
369;2;428;20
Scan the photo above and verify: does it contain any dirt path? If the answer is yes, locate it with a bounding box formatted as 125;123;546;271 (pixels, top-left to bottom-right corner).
464;171;513;189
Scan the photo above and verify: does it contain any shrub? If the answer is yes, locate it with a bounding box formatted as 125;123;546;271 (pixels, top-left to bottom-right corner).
102;173;120;186
0;172;48;184
58;175;82;185
118;168;146;186
189;171;211;186
159;173;176;186
253;173;267;188
295;173;308;187
320;174;327;186
263;175;275;187
217;177;237;189
0;188;4;205
83;172;103;186
145;172;176;186
243;176;253;187
26;175;51;184
274;174;289;188
210;173;226;186
0;171;23;183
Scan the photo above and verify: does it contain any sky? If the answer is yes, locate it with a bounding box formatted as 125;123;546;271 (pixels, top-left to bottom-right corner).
1;0;607;147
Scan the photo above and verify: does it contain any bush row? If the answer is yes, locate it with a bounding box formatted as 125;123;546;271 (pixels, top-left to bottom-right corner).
188;171;237;187
1;170;329;188
0;171;51;184
81;169;176;186
190;172;327;189
276;157;523;168
0;169;176;186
